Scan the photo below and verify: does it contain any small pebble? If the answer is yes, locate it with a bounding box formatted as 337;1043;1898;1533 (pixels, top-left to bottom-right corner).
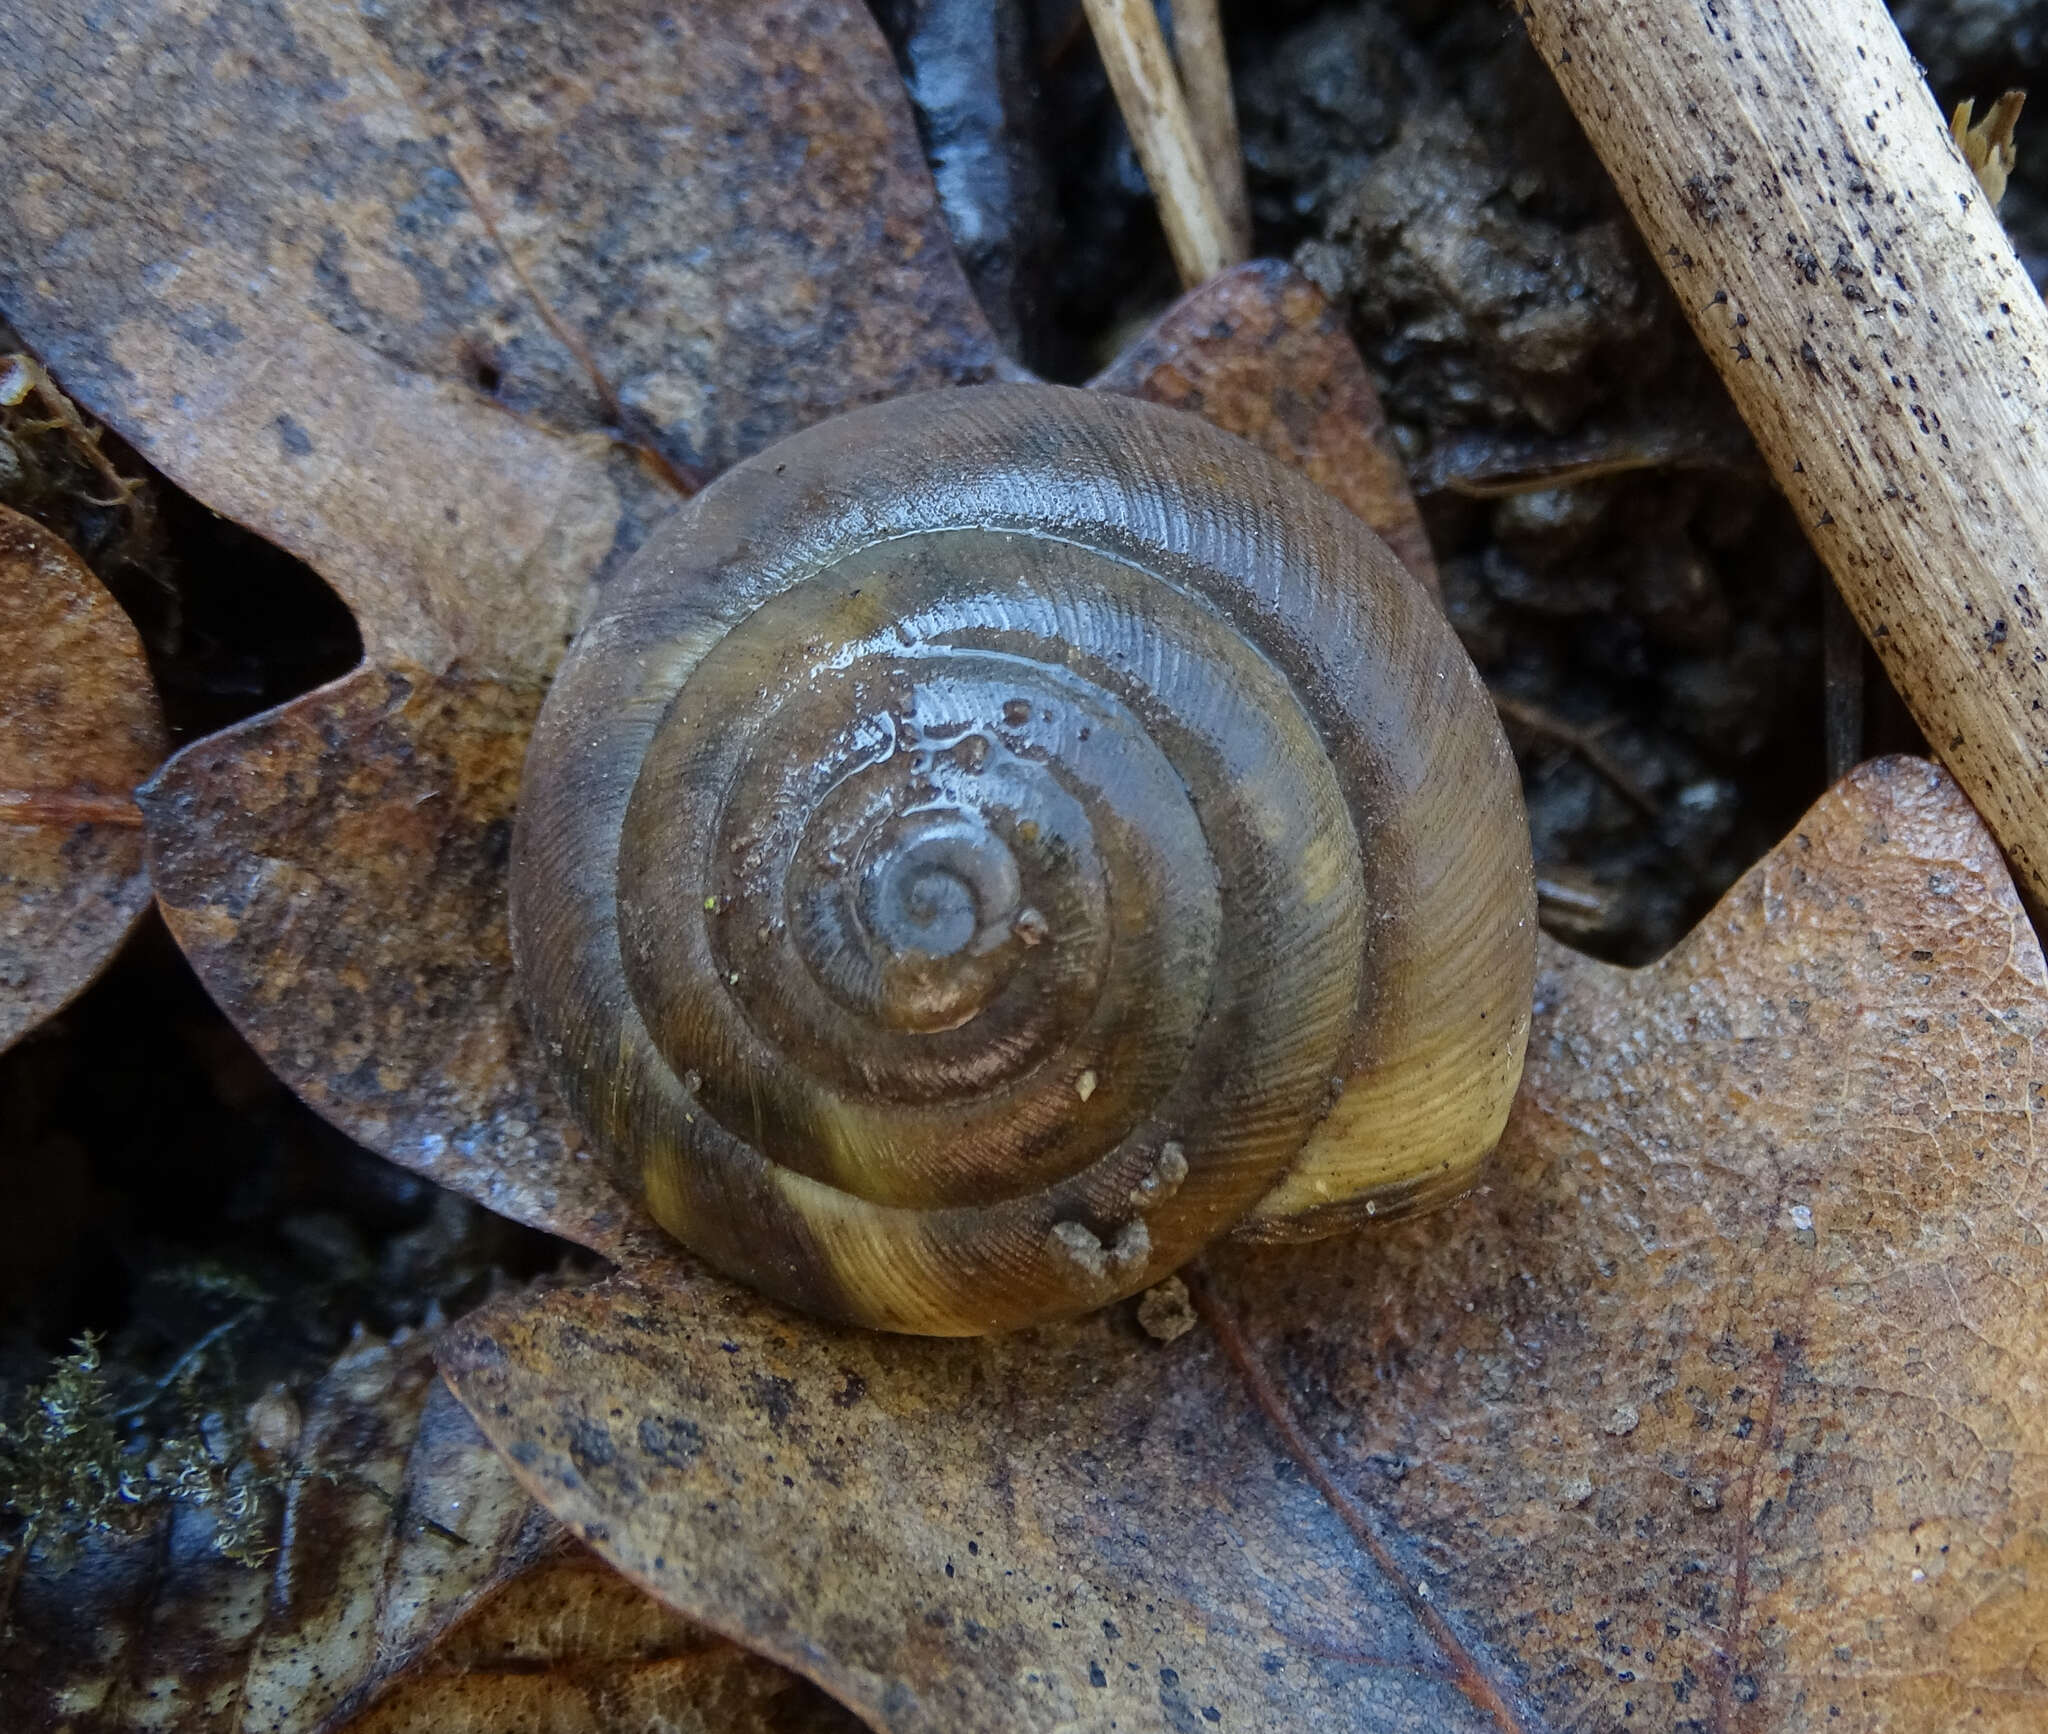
1137;1277;1197;1342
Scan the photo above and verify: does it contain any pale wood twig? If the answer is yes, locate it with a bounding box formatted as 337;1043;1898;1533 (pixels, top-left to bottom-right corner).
1080;0;1240;287
1522;0;2048;915
1166;0;1252;257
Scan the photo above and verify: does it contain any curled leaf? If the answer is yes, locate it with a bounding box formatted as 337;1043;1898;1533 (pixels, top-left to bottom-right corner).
1;1329;552;1733
1093;260;1440;593
0;505;164;1051
0;0;1004;679
337;1548;861;1734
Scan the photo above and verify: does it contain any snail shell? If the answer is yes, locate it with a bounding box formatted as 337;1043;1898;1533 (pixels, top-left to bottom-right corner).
512;384;1535;1335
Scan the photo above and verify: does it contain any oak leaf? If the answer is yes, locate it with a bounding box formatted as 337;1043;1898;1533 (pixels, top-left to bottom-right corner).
0;0;1004;1250
2;1326;547;1732
334;1547;861;1734
0;504;164;1051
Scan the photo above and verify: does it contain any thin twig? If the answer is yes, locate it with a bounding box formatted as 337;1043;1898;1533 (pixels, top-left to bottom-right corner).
1185;1270;1529;1731
1080;0;1240;287
1166;0;1251;257
1491;692;1660;816
1415;422;1766;500
1522;0;2048;916
112;1307;260;1420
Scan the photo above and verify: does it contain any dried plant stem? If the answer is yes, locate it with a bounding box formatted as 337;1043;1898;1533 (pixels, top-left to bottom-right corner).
1523;0;2048;914
1166;0;1252;257
1491;693;1659;817
1823;582;1868;784
1080;0;1240;286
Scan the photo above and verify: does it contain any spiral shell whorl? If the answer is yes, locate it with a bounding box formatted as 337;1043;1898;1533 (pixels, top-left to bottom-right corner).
513;385;1534;1333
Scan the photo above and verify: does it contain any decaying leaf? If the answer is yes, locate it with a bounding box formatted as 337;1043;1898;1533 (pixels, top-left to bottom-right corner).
0;1325;557;1733
0;504;164;1051
140;669;661;1258
0;0;1008;1248
1092;259;1441;594
0;0;1002;681
336;1548;861;1734
1;1315;857;1734
439;759;2048;1733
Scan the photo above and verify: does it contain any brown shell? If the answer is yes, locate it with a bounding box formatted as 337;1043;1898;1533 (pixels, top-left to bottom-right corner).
512;384;1535;1335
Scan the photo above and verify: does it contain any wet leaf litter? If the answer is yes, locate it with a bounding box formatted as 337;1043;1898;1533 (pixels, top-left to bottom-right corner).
2;1;2045;1730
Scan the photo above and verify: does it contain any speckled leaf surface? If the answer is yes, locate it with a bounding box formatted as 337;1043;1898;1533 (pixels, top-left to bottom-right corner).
0;505;164;1051
15;0;1007;1249
439;759;2048;1733
139;668;663;1257
334;1548;862;1734
0;0;1002;678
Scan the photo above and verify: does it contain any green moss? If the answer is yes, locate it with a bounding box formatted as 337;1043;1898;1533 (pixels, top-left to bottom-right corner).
1;1331;284;1571
0;1336;148;1563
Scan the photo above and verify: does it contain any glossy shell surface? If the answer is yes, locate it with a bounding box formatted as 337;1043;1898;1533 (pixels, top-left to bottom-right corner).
512;385;1535;1334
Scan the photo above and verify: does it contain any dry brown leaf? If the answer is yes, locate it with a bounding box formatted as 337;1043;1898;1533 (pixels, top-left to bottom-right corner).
0;504;164;1051
0;0;1007;1250
0;0;1001;682
140;670;661;1257
438;759;2048;1733
0;1327;556;1734
336;1549;862;1734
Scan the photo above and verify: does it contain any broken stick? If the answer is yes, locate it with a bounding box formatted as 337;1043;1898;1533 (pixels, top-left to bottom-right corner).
1080;0;1242;287
1522;0;2048;914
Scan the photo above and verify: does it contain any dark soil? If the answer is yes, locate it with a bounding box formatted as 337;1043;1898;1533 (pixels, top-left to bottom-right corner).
3;0;2035;1529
